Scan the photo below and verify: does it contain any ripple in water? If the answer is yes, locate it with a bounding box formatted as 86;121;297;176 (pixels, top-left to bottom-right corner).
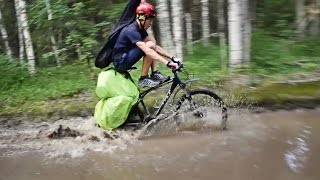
284;126;312;173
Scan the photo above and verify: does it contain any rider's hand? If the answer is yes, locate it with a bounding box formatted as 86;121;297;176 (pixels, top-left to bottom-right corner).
171;56;182;63
166;61;180;70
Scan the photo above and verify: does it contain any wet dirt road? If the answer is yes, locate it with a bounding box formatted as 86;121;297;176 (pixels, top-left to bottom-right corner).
0;108;319;180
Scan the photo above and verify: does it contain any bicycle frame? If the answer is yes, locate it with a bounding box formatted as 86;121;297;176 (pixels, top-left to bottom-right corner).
137;71;200;121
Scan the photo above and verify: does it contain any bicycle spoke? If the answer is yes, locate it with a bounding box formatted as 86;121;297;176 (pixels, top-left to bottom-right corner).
174;89;228;130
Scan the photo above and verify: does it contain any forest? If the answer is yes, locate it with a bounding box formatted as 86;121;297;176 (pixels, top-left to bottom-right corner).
0;0;319;117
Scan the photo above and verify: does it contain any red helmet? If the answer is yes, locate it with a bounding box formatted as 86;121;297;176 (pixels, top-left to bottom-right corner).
135;2;156;18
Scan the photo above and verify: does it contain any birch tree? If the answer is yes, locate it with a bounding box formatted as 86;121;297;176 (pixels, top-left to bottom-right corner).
296;0;306;36
170;0;184;61
15;0;35;74
185;13;193;54
228;0;243;67
0;8;12;59
242;0;251;65
14;0;25;61
44;0;61;67
309;0;320;36
156;0;175;53
218;0;227;70
201;0;210;46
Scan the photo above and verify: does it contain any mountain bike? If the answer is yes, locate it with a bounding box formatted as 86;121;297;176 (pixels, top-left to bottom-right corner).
125;62;228;132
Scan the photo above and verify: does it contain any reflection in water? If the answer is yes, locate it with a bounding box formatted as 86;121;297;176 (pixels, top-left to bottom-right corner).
284;126;312;173
0;108;319;180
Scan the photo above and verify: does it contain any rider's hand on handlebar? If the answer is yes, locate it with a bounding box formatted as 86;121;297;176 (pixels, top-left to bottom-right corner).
167;56;183;71
167;61;183;71
167;61;179;70
171;56;182;63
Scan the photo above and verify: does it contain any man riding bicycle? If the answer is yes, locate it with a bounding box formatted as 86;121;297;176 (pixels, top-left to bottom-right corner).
112;1;181;88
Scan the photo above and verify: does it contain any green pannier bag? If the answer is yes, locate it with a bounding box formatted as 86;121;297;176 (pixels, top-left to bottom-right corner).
94;96;136;130
95;68;139;99
94;69;139;130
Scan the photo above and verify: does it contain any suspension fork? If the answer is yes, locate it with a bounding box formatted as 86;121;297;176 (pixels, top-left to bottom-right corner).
184;88;196;110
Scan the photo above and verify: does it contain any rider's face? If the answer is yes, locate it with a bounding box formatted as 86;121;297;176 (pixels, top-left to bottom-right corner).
144;18;154;30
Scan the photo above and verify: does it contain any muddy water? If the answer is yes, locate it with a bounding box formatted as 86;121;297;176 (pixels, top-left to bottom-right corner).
0;108;319;180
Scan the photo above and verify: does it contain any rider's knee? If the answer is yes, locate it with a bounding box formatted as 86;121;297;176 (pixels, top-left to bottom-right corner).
144;35;156;43
143;55;153;62
145;41;156;50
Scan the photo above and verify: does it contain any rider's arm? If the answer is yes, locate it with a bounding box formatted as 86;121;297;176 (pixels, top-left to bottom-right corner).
136;41;169;65
155;45;173;59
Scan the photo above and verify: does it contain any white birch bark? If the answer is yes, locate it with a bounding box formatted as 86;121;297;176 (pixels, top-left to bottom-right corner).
14;0;25;62
44;0;61;67
242;0;251;65
185;13;193;54
170;0;184;61
296;0;306;36
201;0;210;46
0;9;12;58
14;0;25;61
156;0;175;54
16;0;36;74
218;0;227;70
228;0;243;68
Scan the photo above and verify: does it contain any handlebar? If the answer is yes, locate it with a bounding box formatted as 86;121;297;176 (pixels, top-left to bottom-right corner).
172;62;183;73
167;57;183;73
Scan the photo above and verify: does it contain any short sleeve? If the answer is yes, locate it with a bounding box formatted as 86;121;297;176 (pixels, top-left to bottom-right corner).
127;30;143;44
141;30;148;39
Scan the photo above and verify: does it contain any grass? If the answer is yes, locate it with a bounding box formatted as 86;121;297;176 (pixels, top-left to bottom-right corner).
0;30;319;117
0;61;97;117
128;42;227;85
250;29;320;76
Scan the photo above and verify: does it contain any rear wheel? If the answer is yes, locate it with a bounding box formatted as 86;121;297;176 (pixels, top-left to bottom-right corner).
174;89;228;130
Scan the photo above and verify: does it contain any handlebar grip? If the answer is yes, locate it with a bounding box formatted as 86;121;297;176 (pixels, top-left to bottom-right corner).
171;62;183;73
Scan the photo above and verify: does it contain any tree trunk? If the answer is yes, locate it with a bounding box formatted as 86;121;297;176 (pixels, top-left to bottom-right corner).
242;0;251;66
218;0;227;71
0;8;12;59
296;0;306;36
228;0;243;68
16;0;35;74
170;0;184;61
201;0;210;46
309;0;320;36
44;0;61;67
156;0;175;54
14;0;25;62
185;13;193;55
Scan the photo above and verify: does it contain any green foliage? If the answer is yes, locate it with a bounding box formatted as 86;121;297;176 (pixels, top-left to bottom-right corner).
0;61;95;110
289;37;320;57
0;55;30;92
27;0;126;66
257;0;295;37
183;43;226;83
251;29;320;75
1;30;319;116
122;42;227;86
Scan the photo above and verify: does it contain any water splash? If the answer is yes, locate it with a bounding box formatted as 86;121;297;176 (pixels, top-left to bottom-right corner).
0;117;140;160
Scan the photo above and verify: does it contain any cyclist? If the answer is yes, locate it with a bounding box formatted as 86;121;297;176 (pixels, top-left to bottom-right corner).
112;1;181;88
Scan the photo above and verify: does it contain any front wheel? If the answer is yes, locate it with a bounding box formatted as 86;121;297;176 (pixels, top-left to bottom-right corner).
174;89;228;130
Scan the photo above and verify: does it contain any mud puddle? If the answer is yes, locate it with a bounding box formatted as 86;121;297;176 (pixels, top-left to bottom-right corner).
0;108;320;180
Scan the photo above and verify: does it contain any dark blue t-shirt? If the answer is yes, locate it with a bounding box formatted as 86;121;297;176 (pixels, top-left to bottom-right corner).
113;21;148;59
